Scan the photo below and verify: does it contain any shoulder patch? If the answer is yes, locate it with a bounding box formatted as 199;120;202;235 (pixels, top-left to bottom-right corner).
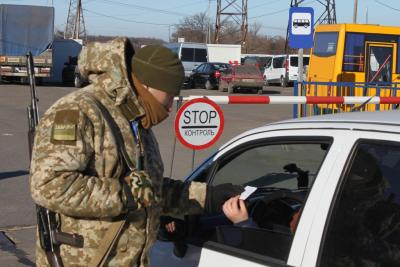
51;110;79;145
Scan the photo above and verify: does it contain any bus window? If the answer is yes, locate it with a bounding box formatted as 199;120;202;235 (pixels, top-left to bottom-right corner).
343;33;365;72
313;32;339;57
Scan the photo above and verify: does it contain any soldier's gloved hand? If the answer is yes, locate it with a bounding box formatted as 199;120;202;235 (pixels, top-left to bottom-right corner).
205;183;244;214
124;171;158;209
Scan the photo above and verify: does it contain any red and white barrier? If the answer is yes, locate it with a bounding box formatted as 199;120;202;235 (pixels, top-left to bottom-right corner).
175;95;400;105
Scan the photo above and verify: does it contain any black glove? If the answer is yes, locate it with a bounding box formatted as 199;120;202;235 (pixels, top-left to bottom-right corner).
205;183;244;214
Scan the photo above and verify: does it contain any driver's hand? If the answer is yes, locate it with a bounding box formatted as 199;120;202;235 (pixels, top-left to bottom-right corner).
222;196;249;224
165;221;176;233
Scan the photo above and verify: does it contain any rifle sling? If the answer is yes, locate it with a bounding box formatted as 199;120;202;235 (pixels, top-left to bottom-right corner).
86;94;140;267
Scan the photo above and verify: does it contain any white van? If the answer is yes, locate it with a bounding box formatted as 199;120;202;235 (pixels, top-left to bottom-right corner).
164;42;208;83
263;54;309;87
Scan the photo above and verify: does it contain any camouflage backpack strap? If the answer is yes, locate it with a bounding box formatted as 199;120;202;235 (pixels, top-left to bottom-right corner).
84;93;138;267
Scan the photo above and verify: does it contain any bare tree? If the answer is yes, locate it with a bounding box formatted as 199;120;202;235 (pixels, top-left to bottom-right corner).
170;12;288;55
172;12;209;43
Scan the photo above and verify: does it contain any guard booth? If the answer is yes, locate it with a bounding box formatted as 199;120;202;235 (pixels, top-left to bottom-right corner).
305;23;400;113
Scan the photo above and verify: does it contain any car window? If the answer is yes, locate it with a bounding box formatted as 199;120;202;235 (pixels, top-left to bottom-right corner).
273;57;285;68
213;63;229;70
319;141;400;266
181;48;194;62
186;139;331;263
234;65;260;75
212;142;328;188
290;57;310;67
265;59;272;68
203;64;212;72
194;48;207;62
195;64;205;72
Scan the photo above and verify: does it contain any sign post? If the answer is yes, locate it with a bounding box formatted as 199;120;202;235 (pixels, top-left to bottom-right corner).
288;7;314;86
175;98;224;169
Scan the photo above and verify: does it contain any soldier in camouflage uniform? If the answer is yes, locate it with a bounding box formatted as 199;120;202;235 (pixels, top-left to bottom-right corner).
30;37;242;267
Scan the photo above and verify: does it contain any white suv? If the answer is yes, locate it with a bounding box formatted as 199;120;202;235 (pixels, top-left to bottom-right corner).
151;110;400;267
264;54;309;87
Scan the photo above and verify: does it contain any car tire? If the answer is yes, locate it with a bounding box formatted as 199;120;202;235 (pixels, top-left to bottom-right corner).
228;84;234;94
280;76;287;88
74;75;83;88
205;80;213;90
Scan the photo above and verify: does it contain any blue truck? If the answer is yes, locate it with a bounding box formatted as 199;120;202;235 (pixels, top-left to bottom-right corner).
0;4;54;83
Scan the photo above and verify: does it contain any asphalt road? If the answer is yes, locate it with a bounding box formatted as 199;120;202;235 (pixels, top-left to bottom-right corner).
0;82;293;266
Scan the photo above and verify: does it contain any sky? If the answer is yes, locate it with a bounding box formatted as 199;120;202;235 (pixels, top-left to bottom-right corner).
2;0;400;41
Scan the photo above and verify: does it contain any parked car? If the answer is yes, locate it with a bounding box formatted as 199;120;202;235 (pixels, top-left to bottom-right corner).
151;110;400;267
219;65;264;94
73;65;88;88
188;62;230;90
264;54;309;87
61;56;78;86
242;55;273;73
61;56;88;88
164;42;208;86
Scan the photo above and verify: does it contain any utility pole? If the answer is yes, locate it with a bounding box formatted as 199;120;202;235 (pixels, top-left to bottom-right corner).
65;0;87;40
206;0;211;43
353;0;358;23
214;0;248;52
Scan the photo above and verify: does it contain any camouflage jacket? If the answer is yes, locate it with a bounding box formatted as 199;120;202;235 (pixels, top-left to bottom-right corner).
30;38;207;267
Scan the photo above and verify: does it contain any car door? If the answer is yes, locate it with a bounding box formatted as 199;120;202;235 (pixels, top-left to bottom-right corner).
311;134;400;267
199;63;212;88
192;64;205;88
150;129;342;267
270;56;284;82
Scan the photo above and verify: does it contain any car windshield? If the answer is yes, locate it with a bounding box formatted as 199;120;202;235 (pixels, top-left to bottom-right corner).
234;65;260;75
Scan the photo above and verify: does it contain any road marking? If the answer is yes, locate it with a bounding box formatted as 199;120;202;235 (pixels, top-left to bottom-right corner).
2;133;13;136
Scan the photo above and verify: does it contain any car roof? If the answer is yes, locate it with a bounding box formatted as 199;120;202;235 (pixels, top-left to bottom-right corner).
220;110;400;150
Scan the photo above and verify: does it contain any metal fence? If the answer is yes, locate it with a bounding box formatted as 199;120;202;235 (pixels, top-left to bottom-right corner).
294;81;400;118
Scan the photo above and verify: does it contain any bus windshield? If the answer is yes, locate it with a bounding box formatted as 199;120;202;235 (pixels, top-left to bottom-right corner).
313;32;339;57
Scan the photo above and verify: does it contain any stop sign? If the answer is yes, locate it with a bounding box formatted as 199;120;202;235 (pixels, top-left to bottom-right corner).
175;98;224;150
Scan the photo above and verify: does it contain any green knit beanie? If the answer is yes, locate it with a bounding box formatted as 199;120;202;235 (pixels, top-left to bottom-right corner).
132;45;184;96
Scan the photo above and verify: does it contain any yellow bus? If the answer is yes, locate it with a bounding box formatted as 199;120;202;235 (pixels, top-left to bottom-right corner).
306;24;400;111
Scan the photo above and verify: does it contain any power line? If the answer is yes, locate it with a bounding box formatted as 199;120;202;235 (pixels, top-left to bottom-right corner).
248;0;282;10
83;8;171;26
93;0;188;17
249;0;317;19
374;0;400;12
86;0;206;18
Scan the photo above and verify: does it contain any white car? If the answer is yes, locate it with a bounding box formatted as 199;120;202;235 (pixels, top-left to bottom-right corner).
151;110;400;267
263;54;309;87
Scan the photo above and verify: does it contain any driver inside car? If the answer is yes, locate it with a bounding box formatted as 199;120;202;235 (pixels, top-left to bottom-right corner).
165;195;302;234
222;195;301;233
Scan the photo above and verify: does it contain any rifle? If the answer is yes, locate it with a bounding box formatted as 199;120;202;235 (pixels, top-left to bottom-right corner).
26;52;84;267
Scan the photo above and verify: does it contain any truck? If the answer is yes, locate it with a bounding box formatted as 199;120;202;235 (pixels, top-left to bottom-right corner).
0;4;54;83
206;44;241;64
